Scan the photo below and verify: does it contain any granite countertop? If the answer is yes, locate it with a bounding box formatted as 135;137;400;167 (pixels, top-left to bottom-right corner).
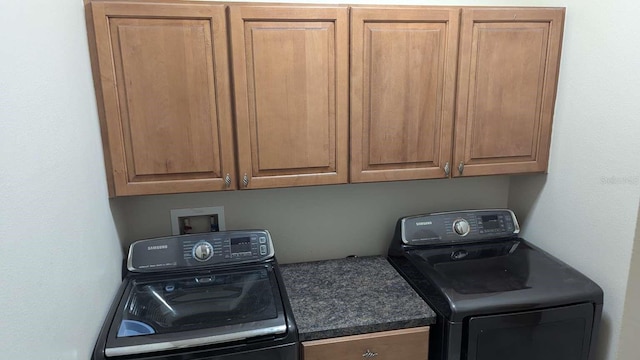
279;256;436;341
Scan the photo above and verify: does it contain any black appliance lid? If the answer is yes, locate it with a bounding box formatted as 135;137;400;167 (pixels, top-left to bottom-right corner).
402;239;603;321
104;264;287;357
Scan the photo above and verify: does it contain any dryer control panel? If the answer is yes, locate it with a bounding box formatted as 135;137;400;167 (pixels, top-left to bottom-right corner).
401;209;520;246
127;230;275;272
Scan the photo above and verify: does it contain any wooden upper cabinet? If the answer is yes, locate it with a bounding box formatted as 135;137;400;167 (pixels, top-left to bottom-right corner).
229;6;349;189
86;2;236;196
84;2;565;196
454;8;565;177
350;7;460;182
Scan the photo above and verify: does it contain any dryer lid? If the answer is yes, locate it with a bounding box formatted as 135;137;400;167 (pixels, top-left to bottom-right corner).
404;240;603;321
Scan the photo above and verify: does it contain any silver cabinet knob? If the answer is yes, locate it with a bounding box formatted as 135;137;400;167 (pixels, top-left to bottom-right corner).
362;349;378;358
242;173;249;187
224;173;231;188
458;161;464;175
444;162;450;176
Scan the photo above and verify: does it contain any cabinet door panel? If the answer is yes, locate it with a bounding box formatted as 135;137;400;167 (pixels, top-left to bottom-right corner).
351;8;459;182
454;8;564;176
231;6;348;189
113;19;219;177
87;2;235;196
249;22;334;171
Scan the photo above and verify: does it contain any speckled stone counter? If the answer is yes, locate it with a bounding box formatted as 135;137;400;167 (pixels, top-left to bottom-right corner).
279;256;436;341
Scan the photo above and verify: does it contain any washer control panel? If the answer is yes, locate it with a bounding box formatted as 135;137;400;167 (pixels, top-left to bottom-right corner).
127;230;275;272
401;209;520;246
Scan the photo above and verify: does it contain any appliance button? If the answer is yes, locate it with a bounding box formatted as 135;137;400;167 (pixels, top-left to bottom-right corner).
260;245;267;255
259;236;267;244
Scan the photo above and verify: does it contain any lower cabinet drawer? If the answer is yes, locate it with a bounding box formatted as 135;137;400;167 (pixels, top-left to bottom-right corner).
302;327;429;360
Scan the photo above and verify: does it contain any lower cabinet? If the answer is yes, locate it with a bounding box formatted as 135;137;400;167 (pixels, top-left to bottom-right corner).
302;327;429;360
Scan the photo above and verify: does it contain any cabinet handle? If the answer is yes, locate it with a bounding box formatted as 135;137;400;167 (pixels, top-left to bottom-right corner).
242;173;249;187
458;161;464;175
362;349;378;358
444;162;450;176
224;173;231;188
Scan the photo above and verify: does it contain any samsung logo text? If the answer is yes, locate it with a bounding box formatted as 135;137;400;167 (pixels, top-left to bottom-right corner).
147;245;168;251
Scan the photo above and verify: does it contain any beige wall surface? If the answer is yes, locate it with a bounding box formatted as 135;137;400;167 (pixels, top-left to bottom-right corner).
115;176;510;263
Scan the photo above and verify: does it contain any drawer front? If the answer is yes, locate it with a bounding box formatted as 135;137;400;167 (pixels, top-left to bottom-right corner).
302;327;429;360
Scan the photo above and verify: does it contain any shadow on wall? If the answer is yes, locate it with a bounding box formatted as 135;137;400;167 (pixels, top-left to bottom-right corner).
508;173;611;360
507;173;547;226
109;198;129;255
598;314;612;360
617;202;640;360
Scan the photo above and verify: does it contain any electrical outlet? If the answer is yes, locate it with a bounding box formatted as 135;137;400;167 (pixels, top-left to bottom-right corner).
170;206;225;235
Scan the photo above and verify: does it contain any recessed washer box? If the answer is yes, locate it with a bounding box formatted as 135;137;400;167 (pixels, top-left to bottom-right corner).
170;206;225;235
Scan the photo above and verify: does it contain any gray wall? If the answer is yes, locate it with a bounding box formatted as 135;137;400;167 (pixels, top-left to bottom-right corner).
115;176;510;263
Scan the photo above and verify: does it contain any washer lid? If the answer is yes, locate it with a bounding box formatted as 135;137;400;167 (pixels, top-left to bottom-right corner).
401;239;603;322
104;264;287;357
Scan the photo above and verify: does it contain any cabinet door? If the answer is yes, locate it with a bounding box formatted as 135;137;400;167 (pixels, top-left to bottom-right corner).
230;6;349;189
454;8;565;177
351;8;459;182
86;2;235;196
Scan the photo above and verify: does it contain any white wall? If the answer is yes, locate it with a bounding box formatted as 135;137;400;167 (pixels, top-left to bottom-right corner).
0;0;124;359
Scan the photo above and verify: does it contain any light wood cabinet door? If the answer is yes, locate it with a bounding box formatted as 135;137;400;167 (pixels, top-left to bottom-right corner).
302;327;429;360
454;8;565;177
230;6;349;189
86;2;236;196
350;8;459;182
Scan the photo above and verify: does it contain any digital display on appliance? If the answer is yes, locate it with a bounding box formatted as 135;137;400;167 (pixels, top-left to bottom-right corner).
481;215;500;229
230;237;252;253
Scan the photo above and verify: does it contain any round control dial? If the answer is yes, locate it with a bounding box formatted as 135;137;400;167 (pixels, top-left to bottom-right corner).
192;241;214;262
453;219;471;236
